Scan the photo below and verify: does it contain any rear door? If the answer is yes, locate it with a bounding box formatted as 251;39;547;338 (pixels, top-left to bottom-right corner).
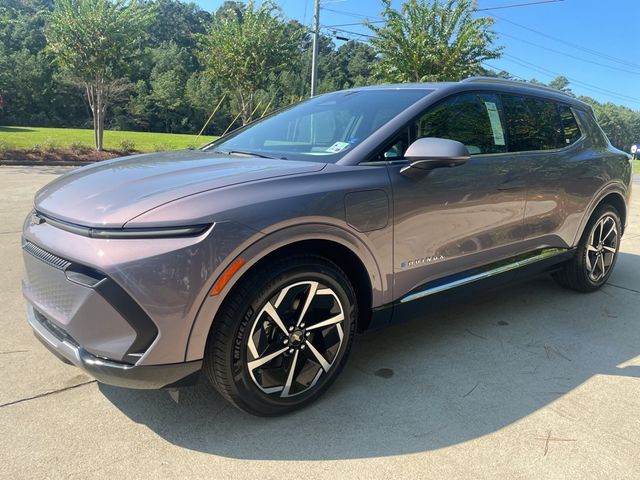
385;92;529;300
499;94;592;248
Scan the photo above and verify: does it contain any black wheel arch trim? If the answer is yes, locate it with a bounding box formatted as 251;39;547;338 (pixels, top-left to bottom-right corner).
573;182;628;246
184;222;384;362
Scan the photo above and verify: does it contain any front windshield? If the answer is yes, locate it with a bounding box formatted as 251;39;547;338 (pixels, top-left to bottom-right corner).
204;89;431;162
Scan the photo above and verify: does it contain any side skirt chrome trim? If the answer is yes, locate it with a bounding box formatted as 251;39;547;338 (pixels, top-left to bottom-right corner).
399;248;570;304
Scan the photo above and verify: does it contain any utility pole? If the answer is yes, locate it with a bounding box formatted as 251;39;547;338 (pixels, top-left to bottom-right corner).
310;0;320;97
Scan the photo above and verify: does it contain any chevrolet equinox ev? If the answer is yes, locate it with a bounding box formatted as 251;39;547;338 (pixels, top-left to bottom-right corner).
22;77;632;415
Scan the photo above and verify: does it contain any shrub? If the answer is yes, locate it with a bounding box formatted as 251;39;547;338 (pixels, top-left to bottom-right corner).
0;140;15;153
69;142;91;153
119;139;136;152
40;138;58;152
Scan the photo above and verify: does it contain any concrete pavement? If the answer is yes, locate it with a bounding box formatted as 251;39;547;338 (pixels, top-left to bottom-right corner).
1;166;639;479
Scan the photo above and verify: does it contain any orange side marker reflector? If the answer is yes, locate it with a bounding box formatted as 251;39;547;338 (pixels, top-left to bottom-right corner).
210;258;246;296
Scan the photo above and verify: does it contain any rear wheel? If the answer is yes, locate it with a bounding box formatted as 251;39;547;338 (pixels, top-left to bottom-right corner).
554;204;621;292
204;255;357;416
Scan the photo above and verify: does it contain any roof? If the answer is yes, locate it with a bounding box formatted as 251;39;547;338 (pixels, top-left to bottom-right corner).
349;76;590;111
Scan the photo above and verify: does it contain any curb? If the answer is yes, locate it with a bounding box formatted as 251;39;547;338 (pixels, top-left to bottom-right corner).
0;160;92;167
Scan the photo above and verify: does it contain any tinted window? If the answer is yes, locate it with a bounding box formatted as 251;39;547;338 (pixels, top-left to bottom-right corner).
558;105;582;145
207;89;430;162
413;93;507;155
525;97;563;150
501;94;583;152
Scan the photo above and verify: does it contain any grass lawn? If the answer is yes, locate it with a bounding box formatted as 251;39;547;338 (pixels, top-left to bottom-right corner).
0;126;217;152
634;160;640;174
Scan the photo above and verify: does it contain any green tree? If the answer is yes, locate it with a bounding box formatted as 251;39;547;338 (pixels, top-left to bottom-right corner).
548;75;572;94
337;40;379;88
45;0;153;149
0;0;86;127
197;0;301;125
368;0;502;82
126;42;195;132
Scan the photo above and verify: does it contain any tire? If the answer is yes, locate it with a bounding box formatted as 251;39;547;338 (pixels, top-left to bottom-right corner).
554;204;621;292
203;254;357;416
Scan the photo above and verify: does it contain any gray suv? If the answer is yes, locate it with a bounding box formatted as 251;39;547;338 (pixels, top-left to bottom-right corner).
22;77;632;415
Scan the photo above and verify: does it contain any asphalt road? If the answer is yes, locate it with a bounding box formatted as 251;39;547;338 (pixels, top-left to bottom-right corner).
1;166;639;479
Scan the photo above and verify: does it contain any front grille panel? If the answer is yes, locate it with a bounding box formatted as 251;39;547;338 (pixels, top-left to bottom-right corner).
23;241;71;270
22;244;86;319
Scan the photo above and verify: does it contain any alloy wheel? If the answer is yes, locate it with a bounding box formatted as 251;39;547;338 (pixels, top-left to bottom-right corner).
246;280;345;398
585;214;618;282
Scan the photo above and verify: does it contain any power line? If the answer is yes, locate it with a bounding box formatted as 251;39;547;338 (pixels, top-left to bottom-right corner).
489;12;640;71
500;54;640;104
324;0;563;28
325;20;384;27
302;0;310;27
321;7;381;21
496;31;640;75
323;26;376;39
482;61;640;106
320;3;637;106
477;0;564;11
481;62;528;81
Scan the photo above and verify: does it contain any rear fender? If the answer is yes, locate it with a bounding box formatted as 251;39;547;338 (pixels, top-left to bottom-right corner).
572;181;629;245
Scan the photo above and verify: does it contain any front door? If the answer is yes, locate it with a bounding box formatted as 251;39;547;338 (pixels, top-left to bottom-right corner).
385;91;528;300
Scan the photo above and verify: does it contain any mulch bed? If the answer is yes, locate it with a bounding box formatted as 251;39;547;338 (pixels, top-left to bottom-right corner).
0;148;136;166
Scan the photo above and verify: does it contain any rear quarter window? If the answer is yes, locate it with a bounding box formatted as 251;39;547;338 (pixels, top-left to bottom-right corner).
558;105;582;146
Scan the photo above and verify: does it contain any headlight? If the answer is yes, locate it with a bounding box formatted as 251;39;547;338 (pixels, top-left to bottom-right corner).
89;224;211;239
34;211;212;239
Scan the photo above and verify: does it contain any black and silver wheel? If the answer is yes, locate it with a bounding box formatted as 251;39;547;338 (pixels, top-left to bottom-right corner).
554;204;621;292
204;255;356;416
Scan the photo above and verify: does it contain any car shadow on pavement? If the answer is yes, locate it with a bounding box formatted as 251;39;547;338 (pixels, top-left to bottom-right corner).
101;253;640;461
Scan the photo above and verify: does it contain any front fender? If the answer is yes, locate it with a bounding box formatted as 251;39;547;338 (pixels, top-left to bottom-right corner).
184;221;387;362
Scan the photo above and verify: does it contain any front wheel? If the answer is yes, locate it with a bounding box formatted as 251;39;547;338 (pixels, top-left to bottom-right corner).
554;204;621;292
204;255;357;416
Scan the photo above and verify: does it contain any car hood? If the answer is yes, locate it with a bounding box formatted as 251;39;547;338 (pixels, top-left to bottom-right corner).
35;150;326;228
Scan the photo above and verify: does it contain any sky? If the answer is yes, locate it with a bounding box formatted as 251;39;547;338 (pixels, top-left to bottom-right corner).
192;0;640;109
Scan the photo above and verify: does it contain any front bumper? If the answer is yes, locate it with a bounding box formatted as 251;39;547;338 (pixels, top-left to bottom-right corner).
22;215;259;366
28;304;201;389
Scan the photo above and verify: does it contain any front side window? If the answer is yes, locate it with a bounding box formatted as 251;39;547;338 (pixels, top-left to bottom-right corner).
205;89;431;162
414;92;508;155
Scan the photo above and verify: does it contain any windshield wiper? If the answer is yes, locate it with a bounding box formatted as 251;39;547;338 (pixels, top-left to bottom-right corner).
214;149;275;159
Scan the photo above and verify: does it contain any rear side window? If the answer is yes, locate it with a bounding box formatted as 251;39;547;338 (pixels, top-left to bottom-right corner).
414;93;507;155
525;97;563;150
558;105;582;145
501;94;582;152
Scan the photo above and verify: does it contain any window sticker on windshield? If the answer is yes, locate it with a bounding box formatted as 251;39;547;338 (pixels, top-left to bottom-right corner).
484;102;506;146
327;141;350;153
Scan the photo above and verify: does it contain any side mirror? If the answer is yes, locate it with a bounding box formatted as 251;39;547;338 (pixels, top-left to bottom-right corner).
400;138;470;174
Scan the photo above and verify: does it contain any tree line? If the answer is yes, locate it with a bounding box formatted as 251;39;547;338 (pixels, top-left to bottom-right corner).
0;0;638;153
0;0;383;145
